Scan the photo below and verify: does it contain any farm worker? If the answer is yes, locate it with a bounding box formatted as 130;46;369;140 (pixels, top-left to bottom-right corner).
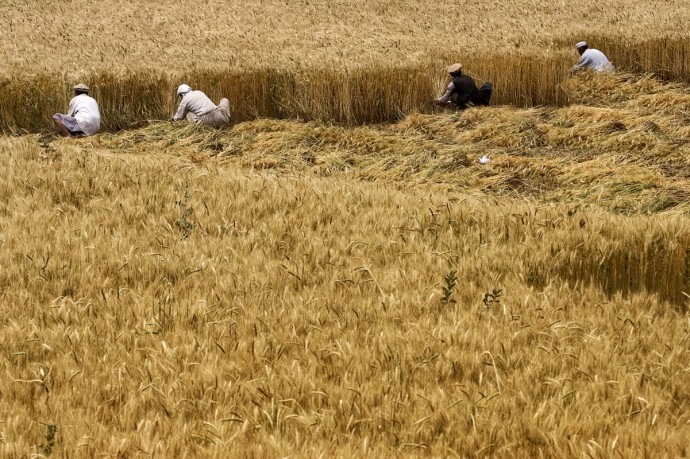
436;63;492;109
52;83;101;137
172;84;231;128
571;41;615;73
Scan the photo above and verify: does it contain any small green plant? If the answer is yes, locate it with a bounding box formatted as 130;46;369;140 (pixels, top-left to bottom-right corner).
38;424;57;456
441;270;458;305
483;288;503;308
175;184;196;239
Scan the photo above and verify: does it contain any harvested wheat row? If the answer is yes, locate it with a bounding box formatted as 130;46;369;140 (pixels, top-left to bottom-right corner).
1;36;688;134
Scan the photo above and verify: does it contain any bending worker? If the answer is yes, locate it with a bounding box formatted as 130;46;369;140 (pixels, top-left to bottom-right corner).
571;41;615;73
172;84;231;128
436;63;492;109
52;83;101;137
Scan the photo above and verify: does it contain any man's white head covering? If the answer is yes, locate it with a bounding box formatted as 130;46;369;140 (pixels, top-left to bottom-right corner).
177;84;192;96
575;41;587;48
447;63;463;74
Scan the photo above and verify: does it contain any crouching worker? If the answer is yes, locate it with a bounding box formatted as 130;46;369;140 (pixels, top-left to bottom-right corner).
52;83;101;137
571;41;615;74
172;84;231;128
436;63;492;109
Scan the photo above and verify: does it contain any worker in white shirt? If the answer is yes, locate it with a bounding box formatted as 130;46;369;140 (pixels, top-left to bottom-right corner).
571;41;615;73
52;83;101;137
172;84;231;128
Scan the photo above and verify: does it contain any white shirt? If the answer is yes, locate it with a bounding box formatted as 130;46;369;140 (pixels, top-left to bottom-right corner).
67;94;101;135
438;82;456;104
573;49;615;72
173;90;218;120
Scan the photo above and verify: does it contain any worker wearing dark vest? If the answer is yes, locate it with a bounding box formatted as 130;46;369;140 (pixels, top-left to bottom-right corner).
436;63;492;109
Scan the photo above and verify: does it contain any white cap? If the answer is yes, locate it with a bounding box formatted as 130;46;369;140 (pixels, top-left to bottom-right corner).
576;41;587;48
447;63;463;74
177;84;192;96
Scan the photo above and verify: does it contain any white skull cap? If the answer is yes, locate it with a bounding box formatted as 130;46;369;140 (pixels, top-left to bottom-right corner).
177;84;192;96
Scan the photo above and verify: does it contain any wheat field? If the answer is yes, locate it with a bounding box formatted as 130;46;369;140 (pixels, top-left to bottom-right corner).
2;0;689;76
2;72;690;457
1;0;689;131
2;0;690;457
1;133;689;457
